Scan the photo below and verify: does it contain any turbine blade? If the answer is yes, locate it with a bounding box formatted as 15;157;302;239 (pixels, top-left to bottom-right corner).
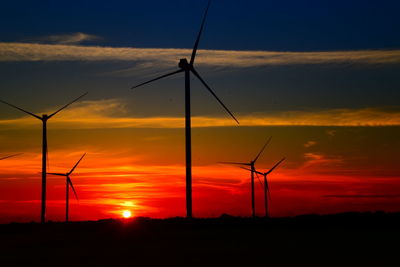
239;167;252;172
49;92;88;119
239;166;263;175
253;136;272;163
67;177;79;200
190;0;212;65
68;153;86;175
266;157;286;175
219;161;250;166
255;171;263;188
252;166;264;176
0;99;41;120
0;153;22;160
191;68;239;124
131;69;183;89
47;173;67;176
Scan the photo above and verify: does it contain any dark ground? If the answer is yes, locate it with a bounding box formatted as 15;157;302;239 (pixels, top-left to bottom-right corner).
0;212;399;266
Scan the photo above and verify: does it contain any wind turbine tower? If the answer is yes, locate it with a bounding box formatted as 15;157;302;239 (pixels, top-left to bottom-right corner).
47;153;85;222
220;137;272;217
243;157;285;218
0;92;87;223
130;0;239;218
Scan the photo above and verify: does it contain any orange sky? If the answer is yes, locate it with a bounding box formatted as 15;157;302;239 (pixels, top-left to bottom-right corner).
1;122;399;223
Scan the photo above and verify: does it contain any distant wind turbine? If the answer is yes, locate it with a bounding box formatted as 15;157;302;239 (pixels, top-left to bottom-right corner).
0;92;87;223
0;153;22;160
130;0;239;218
242;157;285;218
47;153;85;222
220;137;272;217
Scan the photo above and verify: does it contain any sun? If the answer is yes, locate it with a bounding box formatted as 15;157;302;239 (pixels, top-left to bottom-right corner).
122;210;132;219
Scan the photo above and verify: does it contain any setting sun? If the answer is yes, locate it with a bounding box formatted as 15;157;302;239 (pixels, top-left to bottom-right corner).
122;210;132;218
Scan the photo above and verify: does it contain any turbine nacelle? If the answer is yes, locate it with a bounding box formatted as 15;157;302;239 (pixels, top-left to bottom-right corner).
178;58;191;70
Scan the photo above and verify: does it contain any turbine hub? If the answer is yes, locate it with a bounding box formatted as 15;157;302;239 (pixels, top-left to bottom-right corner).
178;58;190;70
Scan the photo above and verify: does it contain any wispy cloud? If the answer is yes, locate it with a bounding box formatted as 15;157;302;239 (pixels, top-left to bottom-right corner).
1;42;400;67
26;32;101;44
304;141;317;148
326;130;337;137
1;99;400;128
302;153;343;169
324;194;400;198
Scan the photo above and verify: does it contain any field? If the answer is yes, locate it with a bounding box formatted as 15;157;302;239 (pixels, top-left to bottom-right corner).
1;212;399;266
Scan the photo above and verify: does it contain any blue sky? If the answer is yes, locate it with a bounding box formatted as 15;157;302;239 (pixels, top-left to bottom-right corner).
1;0;400;50
0;0;399;117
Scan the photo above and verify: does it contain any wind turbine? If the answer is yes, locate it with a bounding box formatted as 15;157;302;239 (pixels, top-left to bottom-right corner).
130;0;239;218
47;153;85;222
242;157;285;218
0;153;22;160
0;92;88;223
220;137;272;217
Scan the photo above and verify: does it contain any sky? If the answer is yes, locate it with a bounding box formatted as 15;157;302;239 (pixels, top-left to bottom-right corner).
0;0;400;223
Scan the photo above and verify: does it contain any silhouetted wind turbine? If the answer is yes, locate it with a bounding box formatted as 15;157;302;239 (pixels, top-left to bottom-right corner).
220;137;272;217
0;92;87;223
130;0;239;218
47;153;85;222
0;153;22;160
242;157;285;218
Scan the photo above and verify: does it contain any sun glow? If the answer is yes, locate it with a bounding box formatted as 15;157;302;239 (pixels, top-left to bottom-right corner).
122;210;132;218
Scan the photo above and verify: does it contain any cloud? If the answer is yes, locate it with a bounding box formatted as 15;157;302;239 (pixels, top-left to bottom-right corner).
324;194;400;198
302;153;343;169
1;99;400;129
304;141;317;148
1;42;400;67
27;32;101;44
326;130;337;137
239;108;400;127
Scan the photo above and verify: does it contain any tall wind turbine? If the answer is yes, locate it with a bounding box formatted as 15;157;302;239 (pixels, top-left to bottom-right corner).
47;153;85;222
242;157;285;218
220;137;272;217
0;92;87;223
0;153;22;160
130;0;239;218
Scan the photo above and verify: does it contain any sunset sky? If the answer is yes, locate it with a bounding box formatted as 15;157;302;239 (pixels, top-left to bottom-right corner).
0;0;399;223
